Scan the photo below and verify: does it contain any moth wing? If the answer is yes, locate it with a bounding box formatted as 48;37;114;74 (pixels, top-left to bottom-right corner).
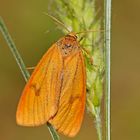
49;50;86;137
16;44;63;126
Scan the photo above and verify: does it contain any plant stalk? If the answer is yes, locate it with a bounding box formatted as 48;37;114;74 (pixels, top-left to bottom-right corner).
95;107;102;140
0;17;30;82
104;0;112;139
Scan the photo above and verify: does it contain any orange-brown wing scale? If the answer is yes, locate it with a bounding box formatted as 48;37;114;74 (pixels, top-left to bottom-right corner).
16;44;63;126
49;50;86;137
16;33;86;137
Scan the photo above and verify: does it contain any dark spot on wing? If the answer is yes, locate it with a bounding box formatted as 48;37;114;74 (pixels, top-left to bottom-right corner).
31;84;41;96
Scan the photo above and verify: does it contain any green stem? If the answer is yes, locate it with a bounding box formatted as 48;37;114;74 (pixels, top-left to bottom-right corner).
0;17;60;140
87;99;102;140
0;17;30;82
47;123;60;140
95;107;102;140
104;0;112;139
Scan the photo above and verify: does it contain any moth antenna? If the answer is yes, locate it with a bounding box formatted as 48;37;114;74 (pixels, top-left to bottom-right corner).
43;12;70;33
77;29;105;42
76;29;104;35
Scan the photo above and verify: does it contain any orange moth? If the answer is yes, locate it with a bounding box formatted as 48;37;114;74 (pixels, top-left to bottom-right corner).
16;31;86;137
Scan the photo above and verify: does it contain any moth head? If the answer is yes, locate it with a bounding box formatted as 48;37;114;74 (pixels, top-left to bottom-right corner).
56;32;79;57
66;32;77;40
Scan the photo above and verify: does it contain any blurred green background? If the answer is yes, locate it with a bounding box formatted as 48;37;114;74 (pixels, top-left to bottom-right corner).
0;0;140;140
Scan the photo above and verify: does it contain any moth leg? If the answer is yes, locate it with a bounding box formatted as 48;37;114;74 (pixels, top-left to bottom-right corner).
26;66;36;70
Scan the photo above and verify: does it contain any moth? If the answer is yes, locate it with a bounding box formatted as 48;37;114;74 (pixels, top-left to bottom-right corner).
16;32;86;137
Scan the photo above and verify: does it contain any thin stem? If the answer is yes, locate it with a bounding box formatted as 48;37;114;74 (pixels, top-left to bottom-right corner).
104;0;112;140
0;17;30;82
0;17;60;140
47;123;60;140
87;99;102;140
95;107;102;140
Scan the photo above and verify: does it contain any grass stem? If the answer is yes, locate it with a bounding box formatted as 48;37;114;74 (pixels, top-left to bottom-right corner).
104;0;112;139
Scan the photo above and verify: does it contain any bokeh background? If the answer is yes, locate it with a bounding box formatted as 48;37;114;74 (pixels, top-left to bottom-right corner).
0;0;140;140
